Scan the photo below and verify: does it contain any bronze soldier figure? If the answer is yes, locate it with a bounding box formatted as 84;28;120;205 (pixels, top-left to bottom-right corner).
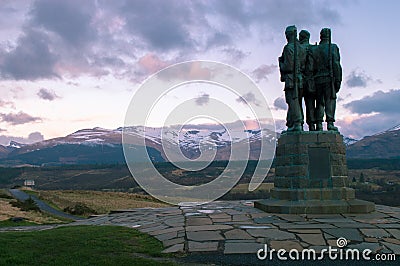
278;25;306;132
299;30;317;131
314;28;342;131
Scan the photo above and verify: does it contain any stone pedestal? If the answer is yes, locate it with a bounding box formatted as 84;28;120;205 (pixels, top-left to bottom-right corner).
255;132;375;214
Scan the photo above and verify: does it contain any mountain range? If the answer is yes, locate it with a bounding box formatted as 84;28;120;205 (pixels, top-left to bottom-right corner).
346;124;400;159
0;124;398;166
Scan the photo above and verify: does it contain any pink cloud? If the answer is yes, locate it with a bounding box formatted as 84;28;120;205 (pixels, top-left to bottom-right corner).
243;119;260;130
187;61;211;80
138;53;168;74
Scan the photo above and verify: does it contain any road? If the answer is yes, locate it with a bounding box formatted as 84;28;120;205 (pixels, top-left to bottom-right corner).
8;189;84;221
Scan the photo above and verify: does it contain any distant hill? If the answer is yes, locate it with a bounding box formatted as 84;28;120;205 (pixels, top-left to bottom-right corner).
0;126;276;166
0;128;164;166
0;123;399;166
0;141;27;159
343;136;358;146
347;125;400;159
0;145;9;159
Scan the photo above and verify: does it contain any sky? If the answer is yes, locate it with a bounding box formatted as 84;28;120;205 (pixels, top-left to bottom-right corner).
0;0;399;145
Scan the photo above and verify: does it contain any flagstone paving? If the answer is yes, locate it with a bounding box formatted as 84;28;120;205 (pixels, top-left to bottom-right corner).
2;200;400;257
62;200;400;256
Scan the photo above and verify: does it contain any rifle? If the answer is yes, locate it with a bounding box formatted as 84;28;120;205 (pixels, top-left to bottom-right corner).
328;29;336;99
293;33;298;100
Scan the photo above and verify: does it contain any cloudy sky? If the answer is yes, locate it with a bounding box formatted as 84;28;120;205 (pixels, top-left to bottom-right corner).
0;0;399;145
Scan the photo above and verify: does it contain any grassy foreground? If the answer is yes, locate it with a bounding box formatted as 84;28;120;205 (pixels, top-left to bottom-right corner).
34;190;168;215
0;225;176;266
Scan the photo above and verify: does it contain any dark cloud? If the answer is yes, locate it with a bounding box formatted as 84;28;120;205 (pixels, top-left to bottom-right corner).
273;97;287;110
0;131;44;146
121;0;196;51
213;0;341;33
28;131;44;142
195;93;210;106
0;0;118;80
236;92;260;106
337;113;398;139
0;111;42;125
118;0;342;52
0;5;18;15
66;81;79;86
0;29;58;80
0;0;344;81
207;32;232;48
339;89;400;138
252;64;277;82
346;70;371;88
28;1;114;78
31;0;97;46
213;0;253;27
94;56;126;69
343;89;400;115
222;48;249;63
37;88;60;101
0;2;28;33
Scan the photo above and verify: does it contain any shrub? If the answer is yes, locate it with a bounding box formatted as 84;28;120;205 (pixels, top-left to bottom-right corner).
11;197;41;212
0;191;14;199
63;203;97;216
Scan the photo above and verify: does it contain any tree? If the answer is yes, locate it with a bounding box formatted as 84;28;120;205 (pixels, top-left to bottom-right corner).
352;176;357;183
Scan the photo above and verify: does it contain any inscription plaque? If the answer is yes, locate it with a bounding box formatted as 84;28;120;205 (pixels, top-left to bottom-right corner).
308;147;331;180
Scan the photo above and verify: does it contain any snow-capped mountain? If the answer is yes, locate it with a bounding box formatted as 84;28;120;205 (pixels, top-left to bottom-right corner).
343;137;359;146
122;125;276;161
7;141;27;149
1;122;399;166
346;124;400;159
0;125;276;166
373;124;400;136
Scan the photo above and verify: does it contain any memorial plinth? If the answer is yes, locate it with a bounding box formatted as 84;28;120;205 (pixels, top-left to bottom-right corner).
255;132;375;214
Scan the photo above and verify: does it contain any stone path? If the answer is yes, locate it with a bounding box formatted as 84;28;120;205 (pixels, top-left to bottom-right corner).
68;201;400;256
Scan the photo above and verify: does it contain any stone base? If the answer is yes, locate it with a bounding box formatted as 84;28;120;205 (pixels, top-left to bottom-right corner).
254;198;376;214
257;131;376;214
271;187;355;201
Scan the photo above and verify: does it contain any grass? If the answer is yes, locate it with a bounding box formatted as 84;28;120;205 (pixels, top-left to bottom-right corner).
10;197;41;212
0;219;39;227
230;183;274;193
22;189;65;212
35;190;168;215
220;182;273;200
0;190;66;225
21;188;38;197
0;225;177;266
0;189;13;199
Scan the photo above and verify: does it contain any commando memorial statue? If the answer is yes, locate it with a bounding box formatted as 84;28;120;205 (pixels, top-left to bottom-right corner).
278;25;306;132
314;28;342;132
279;26;342;132
299;29;317;131
254;26;375;214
